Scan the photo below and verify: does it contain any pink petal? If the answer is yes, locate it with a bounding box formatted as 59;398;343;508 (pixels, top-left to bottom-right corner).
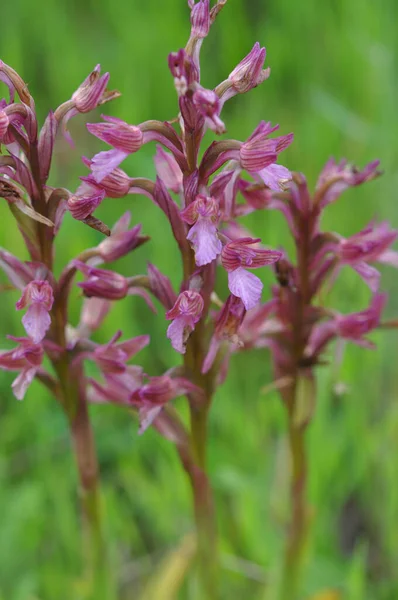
167;316;192;354
352;262;380;292
138;405;163;434
187;219;222;266
12;367;36;400
258;163;292;191
202;336;221;374
227;267;263;310
378;249;398;268
91;149;129;183
22;304;51;343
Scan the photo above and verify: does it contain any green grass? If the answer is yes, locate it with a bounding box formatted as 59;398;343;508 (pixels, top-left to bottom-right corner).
1;0;398;598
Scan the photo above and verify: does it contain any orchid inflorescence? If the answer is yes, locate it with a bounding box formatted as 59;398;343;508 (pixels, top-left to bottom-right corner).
0;0;396;597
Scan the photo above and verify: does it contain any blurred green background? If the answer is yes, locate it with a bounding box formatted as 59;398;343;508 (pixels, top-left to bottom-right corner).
1;0;398;598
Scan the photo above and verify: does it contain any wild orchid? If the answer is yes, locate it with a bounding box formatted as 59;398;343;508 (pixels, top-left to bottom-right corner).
0;1;396;598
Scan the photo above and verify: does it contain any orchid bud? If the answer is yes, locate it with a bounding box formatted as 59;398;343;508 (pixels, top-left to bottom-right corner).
73;261;128;300
336;293;386;343
67;185;105;220
190;0;210;39
72;64;110;113
87;116;143;153
87;116;143;182
147;264;177;310
228;42;270;94
82;156;133;198
0;108;9;141
97;214;146;262
154;146;183;194
202;294;246;374
193;88;225;134
90;331;149;375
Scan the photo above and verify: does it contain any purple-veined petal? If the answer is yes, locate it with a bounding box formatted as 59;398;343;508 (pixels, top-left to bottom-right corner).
167;317;190;354
138;405;163;434
227;267;263;310
352;262;381;293
22;304;51;343
378;249;398;268
12;367;36;400
187;218;222;266
91;149;129;183
258;163;292;191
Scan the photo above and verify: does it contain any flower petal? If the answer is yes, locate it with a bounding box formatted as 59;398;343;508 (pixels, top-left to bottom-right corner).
91;149;129;183
258;163;292;191
12;367;36;400
167;316;193;354
352;262;380;292
187;219;222;266
22;304;51;343
227;267;263;310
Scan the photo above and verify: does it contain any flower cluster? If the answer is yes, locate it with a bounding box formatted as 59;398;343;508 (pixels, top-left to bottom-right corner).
226;162;397;411
0;1;396;596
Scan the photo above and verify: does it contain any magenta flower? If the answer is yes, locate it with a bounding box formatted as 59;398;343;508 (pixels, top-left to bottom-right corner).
96;212;146;263
87;330;149;374
0;249;37;290
0;105;9;140
202;294;246;376
55;64;119;146
131;375;176;433
336;293;386;347
337;221;398;291
181;195;222;266
307;293;387;356
0;336;44;400
154;146;183;193
166;290;204;353
193;88;226;134
88;366;144;407
168;49;199;95
72;64;110;113
315;158;381;208
227;42;270;96
0;99;28;145
67;183;105;220
87;115;143;182
189;0;210;39
81;156;133;198
73;261;128;300
16;280;54;343
240;121;293;190
130;374;202;433
221;238;282;309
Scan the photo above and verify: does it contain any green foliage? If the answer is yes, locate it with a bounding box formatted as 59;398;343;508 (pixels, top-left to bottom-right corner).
1;0;398;597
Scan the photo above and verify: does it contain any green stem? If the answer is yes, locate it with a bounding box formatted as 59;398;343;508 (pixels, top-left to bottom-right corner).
52;322;110;598
64;363;111;599
189;403;218;599
279;392;309;600
184;321;219;597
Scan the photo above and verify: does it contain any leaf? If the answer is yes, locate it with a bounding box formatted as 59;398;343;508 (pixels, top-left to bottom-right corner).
15;200;54;226
308;590;342;600
139;534;196;600
293;371;316;428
